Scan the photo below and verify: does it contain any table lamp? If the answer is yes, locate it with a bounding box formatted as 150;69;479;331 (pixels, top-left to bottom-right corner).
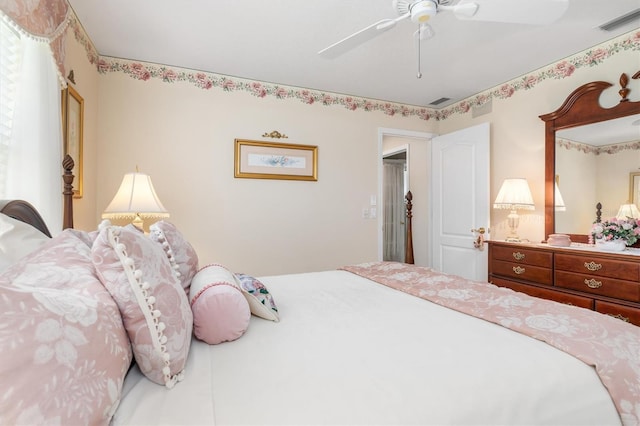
102;171;169;230
493;178;535;242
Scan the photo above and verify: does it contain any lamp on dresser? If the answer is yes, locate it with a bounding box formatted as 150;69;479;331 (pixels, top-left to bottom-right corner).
493;178;535;242
102;170;169;231
616;203;640;220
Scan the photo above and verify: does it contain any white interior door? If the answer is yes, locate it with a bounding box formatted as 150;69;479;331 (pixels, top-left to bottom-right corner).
431;122;490;281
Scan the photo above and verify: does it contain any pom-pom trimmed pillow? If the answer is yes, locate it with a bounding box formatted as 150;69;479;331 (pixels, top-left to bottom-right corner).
0;230;132;425
190;264;250;344
92;224;193;388
149;221;199;295
235;273;279;322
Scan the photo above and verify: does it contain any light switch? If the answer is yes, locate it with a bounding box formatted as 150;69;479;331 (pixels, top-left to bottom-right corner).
370;195;377;206
362;208;369;219
370;207;377;218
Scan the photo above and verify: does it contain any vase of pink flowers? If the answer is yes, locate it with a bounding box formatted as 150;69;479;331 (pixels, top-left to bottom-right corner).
591;218;640;251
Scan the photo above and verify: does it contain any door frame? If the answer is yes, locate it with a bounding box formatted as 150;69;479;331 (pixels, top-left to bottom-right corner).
377;127;436;262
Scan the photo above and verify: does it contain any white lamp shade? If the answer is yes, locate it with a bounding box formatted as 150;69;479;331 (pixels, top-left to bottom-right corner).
616;203;640;220
554;182;566;211
102;172;169;219
493;178;535;210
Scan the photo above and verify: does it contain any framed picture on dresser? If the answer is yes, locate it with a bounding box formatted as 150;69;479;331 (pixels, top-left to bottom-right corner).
62;85;84;198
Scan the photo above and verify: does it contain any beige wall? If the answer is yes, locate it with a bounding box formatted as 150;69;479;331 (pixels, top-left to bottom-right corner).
63;21;639;274
92;71;433;276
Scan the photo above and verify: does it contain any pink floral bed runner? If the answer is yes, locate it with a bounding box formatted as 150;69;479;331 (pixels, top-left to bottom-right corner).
341;262;640;425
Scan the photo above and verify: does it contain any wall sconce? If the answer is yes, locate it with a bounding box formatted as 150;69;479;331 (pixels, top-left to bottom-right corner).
102;171;169;230
616;203;640;220
493;178;535;242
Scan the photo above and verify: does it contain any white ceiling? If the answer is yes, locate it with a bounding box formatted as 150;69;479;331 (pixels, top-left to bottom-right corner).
67;0;640;108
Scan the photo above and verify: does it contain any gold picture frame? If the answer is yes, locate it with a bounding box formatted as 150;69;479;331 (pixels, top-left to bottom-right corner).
62;85;84;198
629;172;640;207
234;139;318;181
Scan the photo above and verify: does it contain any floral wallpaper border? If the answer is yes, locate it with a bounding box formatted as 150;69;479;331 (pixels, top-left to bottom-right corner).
67;11;639;122
557;138;640;155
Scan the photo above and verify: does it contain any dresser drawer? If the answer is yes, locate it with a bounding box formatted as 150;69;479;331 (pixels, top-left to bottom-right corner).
555;271;640;302
555;253;639;281
490;245;552;267
490;259;552;285
491;277;594;309
595;301;640;327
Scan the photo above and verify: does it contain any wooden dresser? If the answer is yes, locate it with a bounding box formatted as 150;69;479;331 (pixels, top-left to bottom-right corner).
488;241;640;327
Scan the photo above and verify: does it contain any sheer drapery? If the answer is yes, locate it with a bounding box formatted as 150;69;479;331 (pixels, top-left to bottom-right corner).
383;160;405;262
0;8;65;233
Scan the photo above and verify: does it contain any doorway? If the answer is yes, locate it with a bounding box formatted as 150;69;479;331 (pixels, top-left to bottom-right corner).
383;148;408;262
377;128;435;265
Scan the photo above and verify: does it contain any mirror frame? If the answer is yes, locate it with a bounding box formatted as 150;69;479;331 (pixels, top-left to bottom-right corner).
539;71;640;242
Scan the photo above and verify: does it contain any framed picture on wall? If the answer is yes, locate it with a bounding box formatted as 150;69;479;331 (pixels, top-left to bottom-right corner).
234;139;318;181
62;85;84;198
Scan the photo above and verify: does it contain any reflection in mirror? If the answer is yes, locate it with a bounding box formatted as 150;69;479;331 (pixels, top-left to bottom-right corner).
541;71;640;242
555;114;640;235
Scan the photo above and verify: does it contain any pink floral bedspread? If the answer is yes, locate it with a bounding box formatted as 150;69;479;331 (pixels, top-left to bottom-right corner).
341;262;640;425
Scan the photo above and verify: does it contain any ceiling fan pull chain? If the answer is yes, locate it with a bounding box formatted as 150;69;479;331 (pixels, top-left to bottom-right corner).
416;26;422;79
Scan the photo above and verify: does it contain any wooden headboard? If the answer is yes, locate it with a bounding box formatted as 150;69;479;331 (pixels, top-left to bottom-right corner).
0;200;52;237
0;154;75;236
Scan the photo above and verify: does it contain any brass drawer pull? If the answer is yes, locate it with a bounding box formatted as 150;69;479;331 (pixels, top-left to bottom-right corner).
513;266;525;275
584;261;602;271
512;252;525;261
584;278;602;289
607;313;630;323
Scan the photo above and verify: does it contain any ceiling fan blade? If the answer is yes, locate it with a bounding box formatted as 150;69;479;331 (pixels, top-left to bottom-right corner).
453;0;569;25
318;13;410;59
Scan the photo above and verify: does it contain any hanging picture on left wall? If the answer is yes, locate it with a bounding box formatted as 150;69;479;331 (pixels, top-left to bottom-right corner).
62;85;84;198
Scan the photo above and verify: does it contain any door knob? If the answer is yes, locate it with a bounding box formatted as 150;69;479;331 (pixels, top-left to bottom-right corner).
471;227;486;234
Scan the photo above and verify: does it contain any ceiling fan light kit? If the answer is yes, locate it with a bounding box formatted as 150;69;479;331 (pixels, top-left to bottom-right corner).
410;1;438;23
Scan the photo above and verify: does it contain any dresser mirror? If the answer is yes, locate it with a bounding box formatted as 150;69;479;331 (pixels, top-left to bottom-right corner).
540;71;640;242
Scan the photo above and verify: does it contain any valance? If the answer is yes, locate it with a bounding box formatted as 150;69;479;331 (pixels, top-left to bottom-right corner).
0;0;70;85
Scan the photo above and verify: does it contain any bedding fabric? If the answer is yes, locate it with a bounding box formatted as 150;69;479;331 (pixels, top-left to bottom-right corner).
114;268;623;425
0;230;132;425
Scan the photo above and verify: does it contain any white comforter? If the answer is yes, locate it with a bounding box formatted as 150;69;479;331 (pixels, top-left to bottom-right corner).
113;270;620;425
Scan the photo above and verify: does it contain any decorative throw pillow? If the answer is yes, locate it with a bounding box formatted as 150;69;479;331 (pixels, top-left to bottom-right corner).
149;221;199;295
235;273;280;322
0;230;132;425
0;213;50;270
190;264;251;344
92;223;193;388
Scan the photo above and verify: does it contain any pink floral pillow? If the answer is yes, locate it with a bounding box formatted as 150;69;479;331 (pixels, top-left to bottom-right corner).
149;221;198;295
92;223;193;388
0;230;132;425
190;264;250;344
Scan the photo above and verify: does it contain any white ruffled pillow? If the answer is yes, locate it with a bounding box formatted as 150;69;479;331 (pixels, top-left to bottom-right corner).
0;213;50;270
92;223;193;388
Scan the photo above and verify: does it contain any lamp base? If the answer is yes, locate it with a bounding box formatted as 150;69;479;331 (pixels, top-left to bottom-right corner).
132;214;145;232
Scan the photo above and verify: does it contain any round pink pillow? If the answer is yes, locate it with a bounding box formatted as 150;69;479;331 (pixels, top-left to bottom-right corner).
189;265;250;344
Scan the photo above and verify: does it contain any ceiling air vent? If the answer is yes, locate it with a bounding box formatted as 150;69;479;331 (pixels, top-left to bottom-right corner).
598;8;640;31
429;97;450;106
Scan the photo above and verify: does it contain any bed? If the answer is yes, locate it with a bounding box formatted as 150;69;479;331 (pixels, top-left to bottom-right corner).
0;160;638;426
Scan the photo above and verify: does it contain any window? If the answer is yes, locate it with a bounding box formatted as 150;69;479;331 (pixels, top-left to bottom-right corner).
0;18;22;196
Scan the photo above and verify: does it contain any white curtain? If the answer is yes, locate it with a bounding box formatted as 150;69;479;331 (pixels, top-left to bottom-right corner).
4;34;63;233
383;160;405;262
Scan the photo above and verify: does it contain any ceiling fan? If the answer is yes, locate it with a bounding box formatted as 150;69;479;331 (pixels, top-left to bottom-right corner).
318;0;570;65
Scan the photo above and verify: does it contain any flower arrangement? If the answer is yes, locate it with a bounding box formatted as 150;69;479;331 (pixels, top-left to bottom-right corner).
591;218;640;246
